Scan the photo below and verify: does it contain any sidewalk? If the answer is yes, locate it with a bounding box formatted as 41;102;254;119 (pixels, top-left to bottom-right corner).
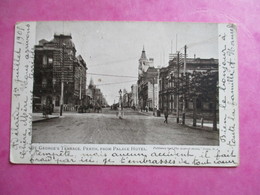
139;110;218;131
183;118;219;131
138;110;157;117
32;113;60;123
138;110;176;118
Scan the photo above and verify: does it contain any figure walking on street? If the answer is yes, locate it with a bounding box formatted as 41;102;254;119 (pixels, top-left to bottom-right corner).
164;109;168;124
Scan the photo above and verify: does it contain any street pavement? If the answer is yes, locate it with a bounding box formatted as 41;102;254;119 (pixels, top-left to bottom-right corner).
32;108;219;145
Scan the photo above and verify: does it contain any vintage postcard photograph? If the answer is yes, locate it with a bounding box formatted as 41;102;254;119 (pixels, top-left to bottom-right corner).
11;21;239;166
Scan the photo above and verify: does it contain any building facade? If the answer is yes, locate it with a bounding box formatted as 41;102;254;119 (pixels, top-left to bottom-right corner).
86;78;108;108
130;84;138;108
137;48;159;111
33;34;87;112
159;55;218;114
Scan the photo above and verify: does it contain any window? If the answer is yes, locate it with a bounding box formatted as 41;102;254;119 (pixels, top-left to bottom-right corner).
165;78;169;89
53;77;56;85
42;78;47;88
75;79;79;90
42;55;47;67
48;57;53;65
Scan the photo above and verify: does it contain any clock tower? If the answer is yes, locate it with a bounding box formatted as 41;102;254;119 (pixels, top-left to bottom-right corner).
138;46;150;78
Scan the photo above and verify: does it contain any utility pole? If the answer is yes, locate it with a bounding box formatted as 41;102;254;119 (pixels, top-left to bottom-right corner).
193;96;197;127
60;43;65;116
171;40;173;54
79;76;82;105
182;45;187;125
176;51;180;123
157;67;160;115
153;78;155;116
176;34;178;52
136;84;138;109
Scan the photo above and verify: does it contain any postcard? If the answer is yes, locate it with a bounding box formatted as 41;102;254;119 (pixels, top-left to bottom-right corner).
10;21;238;166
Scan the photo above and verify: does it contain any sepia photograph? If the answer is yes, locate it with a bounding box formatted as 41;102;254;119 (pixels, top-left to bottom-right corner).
31;21;219;146
3;0;254;193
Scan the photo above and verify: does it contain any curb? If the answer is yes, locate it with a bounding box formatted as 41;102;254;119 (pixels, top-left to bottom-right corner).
32;116;60;123
183;123;219;132
138;111;160;117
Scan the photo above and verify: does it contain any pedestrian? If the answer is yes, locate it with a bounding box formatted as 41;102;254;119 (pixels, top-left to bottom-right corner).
164;109;168;124
42;104;47;118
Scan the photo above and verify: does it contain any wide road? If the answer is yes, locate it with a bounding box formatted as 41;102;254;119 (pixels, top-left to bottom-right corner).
32;108;219;145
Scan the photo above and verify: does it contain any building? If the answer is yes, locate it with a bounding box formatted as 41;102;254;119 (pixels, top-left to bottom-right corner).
33;34;87;112
159;54;218;114
122;89;132;108
137;47;159;111
146;67;159;110
130;84;138;108
86;78;107;108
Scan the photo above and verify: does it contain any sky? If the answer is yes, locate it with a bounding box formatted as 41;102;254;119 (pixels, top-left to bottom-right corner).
36;21;218;105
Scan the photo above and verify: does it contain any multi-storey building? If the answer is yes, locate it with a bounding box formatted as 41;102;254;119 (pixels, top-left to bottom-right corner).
130;84;138;108
159;55;218;113
122;90;132;108
137;47;159;111
86;78;107;108
33;34;87;112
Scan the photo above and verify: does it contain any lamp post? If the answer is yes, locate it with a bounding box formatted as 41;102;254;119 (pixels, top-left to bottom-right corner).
118;89;123;119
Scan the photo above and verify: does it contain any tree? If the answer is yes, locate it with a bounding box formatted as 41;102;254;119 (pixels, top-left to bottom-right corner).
187;70;218;130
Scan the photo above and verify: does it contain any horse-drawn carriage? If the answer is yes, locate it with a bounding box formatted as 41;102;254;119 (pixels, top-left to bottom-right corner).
78;103;102;113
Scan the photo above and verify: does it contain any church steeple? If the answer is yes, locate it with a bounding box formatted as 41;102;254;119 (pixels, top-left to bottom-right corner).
140;45;147;60
89;77;95;89
138;46;150;77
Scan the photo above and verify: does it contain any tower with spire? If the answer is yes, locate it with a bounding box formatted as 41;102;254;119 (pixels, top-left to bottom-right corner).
88;77;95;89
137;46;157;112
138;46;152;77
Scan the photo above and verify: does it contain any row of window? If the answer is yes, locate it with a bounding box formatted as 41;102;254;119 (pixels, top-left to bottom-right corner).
160;78;175;90
41;78;83;89
42;55;53;67
42;55;75;71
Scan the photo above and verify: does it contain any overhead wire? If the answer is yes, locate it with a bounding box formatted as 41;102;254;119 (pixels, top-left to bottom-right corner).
88;73;138;78
88;36;218;99
96;80;137;86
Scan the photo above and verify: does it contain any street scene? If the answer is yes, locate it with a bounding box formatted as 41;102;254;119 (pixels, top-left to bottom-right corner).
32;21;219;145
32;108;218;145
